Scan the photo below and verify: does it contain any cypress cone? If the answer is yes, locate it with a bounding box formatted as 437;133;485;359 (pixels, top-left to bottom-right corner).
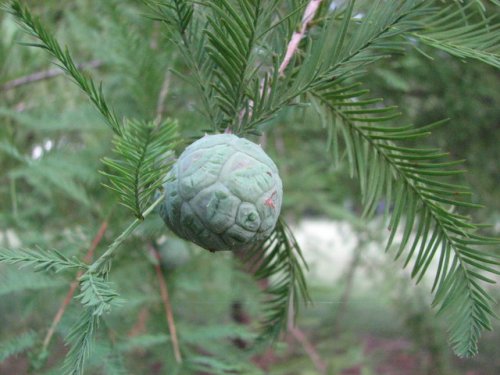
159;134;283;251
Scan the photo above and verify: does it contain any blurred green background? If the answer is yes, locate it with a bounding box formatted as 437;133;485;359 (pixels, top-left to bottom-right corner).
0;1;499;374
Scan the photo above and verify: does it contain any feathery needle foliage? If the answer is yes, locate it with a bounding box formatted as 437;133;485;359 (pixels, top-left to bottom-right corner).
101;119;179;219
60;276;120;373
62;309;99;375
310;83;500;357
233;0;499;356
202;0;262;131
3;4;179;373
0;247;88;273
146;0;500;357
6;0;122;135
1;0;500;373
59;195;164;375
77;273;122;316
0;332;37;363
145;0;289;134
410;2;500;68
245;219;311;342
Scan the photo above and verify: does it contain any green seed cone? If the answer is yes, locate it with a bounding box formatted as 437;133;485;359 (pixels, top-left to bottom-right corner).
159;134;283;251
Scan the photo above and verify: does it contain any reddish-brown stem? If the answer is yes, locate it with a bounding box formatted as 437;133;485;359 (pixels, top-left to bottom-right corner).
287;299;327;374
42;220;109;350
289;325;327;374
278;0;323;75
148;244;183;364
128;307;150;338
150;62;182;362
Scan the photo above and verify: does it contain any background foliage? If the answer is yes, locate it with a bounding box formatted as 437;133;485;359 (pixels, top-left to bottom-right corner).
0;0;499;374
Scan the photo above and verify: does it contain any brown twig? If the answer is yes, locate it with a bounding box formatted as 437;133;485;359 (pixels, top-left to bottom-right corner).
289;325;327;374
278;0;323;75
240;1;323;123
238;1;322;126
150;54;182;363
1;60;103;91
148;244;183;364
149;46;182;363
42;220;109;350
287;299;327;374
155;69;172;124
331;244;363;335
128;307;150;338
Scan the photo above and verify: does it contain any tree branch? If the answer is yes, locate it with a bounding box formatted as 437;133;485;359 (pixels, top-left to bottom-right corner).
287;299;326;374
148;243;182;364
1;60;102;91
289;325;327;374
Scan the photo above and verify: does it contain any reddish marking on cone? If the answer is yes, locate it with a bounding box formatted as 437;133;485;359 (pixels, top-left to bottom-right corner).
265;191;277;209
233;160;250;170
235;162;245;170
